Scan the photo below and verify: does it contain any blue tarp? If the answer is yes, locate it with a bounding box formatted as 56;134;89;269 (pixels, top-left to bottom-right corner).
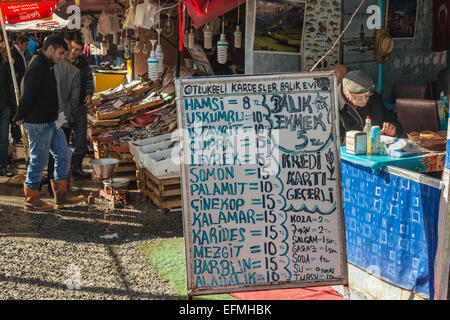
341;160;440;299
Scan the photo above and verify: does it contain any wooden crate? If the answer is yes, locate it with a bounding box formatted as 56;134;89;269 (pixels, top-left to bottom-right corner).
95;99;165;120
93;141;108;159
137;167;181;214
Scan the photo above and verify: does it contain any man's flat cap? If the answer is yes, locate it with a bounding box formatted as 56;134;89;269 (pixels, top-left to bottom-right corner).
342;70;374;94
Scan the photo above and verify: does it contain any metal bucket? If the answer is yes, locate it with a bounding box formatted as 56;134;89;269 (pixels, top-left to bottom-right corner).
90;158;119;180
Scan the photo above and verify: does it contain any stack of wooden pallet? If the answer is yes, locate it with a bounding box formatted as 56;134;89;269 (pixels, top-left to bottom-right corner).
137;167;181;214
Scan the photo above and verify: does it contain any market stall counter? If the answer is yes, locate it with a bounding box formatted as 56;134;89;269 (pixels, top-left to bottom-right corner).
340;147;444;299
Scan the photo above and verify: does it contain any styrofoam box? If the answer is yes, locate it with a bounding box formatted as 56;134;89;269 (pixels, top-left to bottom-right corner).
129;132;180;178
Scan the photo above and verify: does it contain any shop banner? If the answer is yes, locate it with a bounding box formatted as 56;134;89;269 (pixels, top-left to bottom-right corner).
0;0;56;24
182;0;245;28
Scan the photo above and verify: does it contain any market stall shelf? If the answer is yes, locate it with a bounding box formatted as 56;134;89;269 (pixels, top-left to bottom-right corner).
94;98;165;120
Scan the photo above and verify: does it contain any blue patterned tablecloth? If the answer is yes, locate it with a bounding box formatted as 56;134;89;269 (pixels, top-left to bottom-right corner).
341;160;441;299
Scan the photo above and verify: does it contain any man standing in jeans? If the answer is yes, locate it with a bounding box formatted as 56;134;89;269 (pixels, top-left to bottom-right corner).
68;37;93;178
14;36;84;211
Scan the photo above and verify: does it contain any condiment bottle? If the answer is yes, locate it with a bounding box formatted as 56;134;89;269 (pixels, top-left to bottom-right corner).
363;116;372;155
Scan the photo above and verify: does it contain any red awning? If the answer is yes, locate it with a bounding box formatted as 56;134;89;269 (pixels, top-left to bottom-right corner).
182;0;245;28
0;0;57;24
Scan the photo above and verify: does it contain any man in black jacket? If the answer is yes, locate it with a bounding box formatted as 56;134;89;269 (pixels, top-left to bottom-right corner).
10;34;28;85
0;47;16;176
338;70;402;144
68;38;94;178
14;36;84;211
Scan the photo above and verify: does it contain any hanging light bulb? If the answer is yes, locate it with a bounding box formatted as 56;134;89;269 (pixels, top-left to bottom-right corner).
133;39;141;54
234;4;242;49
217;33;228;64
188;28;195;49
234;25;242;49
184;30;189;48
142;41;149;56
155;43;164;76
203;24;212;49
155;28;164;77
148;39;159;81
217;16;228;64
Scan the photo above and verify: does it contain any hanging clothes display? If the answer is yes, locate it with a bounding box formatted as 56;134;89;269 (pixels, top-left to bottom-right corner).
81;15;94;45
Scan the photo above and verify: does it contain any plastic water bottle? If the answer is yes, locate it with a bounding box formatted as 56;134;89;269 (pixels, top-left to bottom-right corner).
439;91;448;130
371;126;381;154
363;116;372;155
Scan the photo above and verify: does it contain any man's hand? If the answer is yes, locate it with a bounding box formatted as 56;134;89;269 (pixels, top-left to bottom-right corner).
381;122;396;137
16;120;24;125
84;95;92;106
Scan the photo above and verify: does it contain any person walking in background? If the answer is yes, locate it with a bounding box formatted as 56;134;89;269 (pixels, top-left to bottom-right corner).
14;36;84;211
46;39;81;195
0;44;16;177
67;37;93;178
11;34;29;85
10;34;29;144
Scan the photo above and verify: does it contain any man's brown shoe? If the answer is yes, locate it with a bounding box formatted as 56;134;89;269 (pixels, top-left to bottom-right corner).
50;179;85;209
24;184;53;211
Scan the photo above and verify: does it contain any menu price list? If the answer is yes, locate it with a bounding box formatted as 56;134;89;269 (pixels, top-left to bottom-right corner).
181;77;342;290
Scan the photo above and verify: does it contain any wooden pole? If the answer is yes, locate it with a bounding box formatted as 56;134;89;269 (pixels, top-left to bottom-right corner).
0;5;29;163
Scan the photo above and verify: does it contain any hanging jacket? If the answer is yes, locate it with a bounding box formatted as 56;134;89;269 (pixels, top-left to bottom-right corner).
0;55;16;110
72;54;94;107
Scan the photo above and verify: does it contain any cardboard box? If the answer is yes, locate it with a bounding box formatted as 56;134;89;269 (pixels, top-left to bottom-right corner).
346;131;367;155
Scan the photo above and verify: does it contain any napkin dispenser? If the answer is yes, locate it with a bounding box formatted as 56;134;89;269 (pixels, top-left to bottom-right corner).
346;131;367;155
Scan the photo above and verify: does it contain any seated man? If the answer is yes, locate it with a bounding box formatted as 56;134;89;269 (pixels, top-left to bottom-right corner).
338;70;402;144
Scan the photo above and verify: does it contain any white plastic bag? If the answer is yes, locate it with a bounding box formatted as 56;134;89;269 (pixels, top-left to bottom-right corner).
135;0;160;29
97;11;111;36
81;15;94;44
110;14;121;34
123;0;135;29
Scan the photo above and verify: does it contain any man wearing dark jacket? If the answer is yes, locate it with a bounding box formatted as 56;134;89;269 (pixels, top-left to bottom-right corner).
338;70;402;144
14;36;84;211
10;34;28;85
10;35;28;144
68;38;94;178
0;49;16;176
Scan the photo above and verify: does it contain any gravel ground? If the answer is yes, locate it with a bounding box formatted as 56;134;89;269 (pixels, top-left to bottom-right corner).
0;153;184;300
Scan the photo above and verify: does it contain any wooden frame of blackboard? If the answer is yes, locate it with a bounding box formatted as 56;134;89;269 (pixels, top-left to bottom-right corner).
176;71;349;299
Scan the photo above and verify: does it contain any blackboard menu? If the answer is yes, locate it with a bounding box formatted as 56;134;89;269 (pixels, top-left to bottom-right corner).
176;72;348;297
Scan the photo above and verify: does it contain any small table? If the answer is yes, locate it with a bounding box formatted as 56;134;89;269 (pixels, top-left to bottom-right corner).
340;146;445;174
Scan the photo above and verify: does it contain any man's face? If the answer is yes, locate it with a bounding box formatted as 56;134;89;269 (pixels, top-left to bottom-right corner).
18;41;29;52
344;89;373;108
69;41;83;61
64;44;72;60
0;46;7;59
47;46;66;64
